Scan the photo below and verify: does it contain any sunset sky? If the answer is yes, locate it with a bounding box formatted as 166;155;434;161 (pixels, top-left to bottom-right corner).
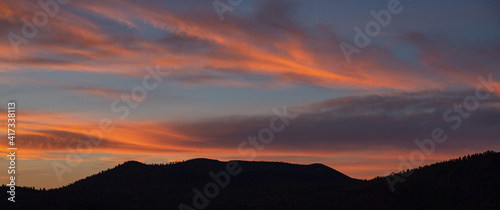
1;0;499;189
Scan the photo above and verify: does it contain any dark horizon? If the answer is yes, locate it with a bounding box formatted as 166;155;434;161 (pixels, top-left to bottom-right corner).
10;149;499;190
3;150;499;209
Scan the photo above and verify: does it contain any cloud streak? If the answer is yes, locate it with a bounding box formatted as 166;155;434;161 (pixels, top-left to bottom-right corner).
3;89;498;179
1;0;498;90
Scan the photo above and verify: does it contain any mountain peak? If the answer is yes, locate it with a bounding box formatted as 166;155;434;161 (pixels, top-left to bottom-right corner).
1;151;499;209
121;160;144;166
114;160;146;170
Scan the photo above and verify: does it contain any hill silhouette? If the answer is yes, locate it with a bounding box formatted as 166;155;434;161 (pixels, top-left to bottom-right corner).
2;151;499;209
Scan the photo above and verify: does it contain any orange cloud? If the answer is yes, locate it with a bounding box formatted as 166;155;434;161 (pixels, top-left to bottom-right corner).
1;0;487;91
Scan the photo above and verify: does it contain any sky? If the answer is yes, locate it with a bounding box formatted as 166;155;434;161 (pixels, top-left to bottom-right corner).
0;0;499;189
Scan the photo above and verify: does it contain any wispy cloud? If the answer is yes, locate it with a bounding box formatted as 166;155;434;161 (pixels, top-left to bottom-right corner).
2;0;498;90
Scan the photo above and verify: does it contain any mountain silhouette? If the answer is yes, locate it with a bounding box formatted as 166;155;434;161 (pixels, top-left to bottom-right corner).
2;151;499;209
